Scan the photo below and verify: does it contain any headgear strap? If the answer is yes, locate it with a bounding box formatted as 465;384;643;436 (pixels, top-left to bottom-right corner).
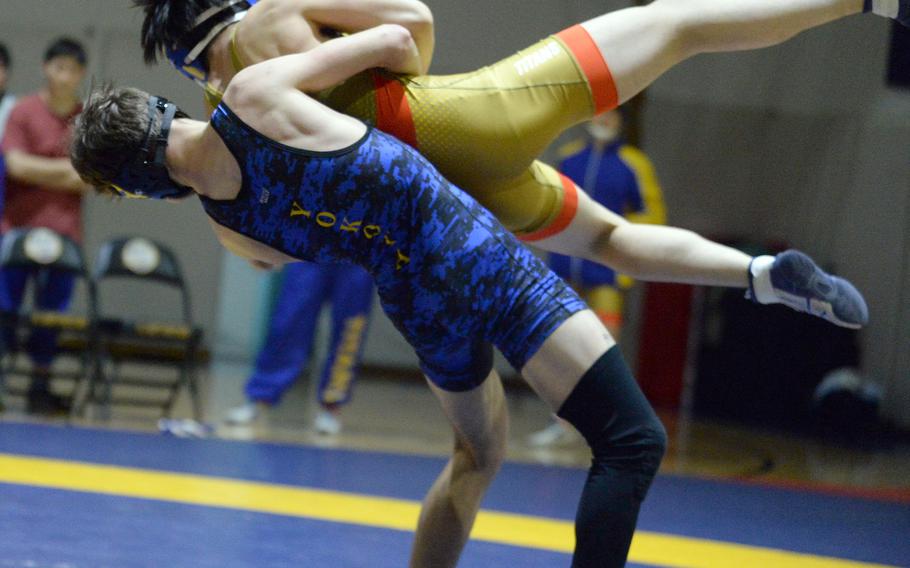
108;95;194;200
181;0;251;65
167;0;251;83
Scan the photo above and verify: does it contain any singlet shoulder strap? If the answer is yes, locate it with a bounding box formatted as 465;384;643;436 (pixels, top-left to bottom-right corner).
202;23;244;111
209;103;254;162
201;103;260;214
229;24;247;73
203;83;224;110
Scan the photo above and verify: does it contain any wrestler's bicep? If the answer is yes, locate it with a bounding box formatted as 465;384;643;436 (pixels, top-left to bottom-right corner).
301;0;433;72
302;0;431;32
234;26;414;92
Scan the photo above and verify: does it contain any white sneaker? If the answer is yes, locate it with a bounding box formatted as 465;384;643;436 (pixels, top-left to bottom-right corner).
158;419;214;438
224;402;259;425
527;422;572;447
314;409;342;435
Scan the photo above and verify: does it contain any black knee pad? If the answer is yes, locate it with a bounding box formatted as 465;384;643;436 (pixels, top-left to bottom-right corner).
557;347;667;495
557;348;666;568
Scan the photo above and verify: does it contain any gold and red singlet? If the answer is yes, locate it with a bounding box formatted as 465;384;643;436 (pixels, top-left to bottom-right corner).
223;23;618;238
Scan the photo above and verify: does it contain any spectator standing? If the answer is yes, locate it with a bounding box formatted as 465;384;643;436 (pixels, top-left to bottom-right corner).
0;38;88;414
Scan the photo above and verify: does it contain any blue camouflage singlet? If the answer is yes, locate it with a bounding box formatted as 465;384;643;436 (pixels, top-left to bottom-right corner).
201;103;587;390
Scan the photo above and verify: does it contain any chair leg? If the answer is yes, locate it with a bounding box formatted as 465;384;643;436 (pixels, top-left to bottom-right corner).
161;341;201;420
0;358;6;413
94;357;116;422
186;353;202;421
68;344;95;421
75;355;98;418
74;342;101;418
0;351;20;412
81;335;103;417
161;364;184;419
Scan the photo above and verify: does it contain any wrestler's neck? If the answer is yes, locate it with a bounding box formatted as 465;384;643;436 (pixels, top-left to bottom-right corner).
166;118;241;200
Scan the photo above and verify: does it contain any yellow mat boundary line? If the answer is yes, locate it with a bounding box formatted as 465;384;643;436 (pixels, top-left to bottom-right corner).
0;453;894;568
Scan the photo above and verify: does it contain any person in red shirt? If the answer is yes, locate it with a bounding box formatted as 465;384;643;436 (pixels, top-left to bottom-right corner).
0;42;15;143
0;37;89;414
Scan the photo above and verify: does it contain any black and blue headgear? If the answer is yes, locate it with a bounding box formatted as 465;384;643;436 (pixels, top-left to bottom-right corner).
165;0;253;86
108;95;193;200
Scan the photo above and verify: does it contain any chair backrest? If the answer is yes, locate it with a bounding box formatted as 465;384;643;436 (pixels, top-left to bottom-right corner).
93;237;193;324
0;227;87;275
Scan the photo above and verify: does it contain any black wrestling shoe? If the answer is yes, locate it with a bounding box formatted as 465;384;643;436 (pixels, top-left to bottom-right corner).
747;250;869;329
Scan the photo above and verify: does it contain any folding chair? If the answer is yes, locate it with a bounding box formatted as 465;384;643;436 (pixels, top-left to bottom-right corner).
0;227;95;414
85;237;204;419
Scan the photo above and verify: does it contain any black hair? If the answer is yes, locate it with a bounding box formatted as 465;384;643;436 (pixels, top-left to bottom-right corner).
0;42;10;69
44;37;87;66
71;84;154;194
134;0;221;64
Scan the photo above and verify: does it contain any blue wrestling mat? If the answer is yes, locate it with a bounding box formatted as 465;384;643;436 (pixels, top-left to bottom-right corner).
0;422;907;567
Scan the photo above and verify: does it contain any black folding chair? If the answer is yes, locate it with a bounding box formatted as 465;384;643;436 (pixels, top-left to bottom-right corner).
84;237;203;419
0;227;96;414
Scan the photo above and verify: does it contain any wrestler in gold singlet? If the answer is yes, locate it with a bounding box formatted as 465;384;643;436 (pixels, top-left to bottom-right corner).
220;24;615;239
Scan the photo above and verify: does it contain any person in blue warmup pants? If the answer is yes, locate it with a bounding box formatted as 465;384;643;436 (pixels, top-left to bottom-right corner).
224;262;374;435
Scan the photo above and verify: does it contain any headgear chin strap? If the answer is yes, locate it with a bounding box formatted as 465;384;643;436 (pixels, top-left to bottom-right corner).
166;0;253;85
109;96;194;200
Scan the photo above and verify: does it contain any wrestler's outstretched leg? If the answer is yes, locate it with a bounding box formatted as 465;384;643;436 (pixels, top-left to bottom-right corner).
521;310;666;567
534;187;751;288
578;0;866;106
520;166;869;328
410;372;509;568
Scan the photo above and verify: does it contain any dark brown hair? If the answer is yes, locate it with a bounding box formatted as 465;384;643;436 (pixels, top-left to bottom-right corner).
135;0;222;64
70;84;155;194
0;42;10;69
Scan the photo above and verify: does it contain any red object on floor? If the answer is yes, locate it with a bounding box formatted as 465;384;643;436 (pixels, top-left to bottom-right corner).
636;282;694;409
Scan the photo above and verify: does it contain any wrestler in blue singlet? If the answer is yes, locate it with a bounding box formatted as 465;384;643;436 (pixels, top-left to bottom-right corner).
201;103;586;390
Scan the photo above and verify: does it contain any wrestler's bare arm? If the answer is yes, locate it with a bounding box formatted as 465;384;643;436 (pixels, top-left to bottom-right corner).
236;24;418;95
300;0;433;73
247;0;432;75
224;28;408;155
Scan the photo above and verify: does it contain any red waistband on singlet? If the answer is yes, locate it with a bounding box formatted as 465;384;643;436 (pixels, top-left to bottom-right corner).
372;72;419;149
555;25;618;114
518;173;580;242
